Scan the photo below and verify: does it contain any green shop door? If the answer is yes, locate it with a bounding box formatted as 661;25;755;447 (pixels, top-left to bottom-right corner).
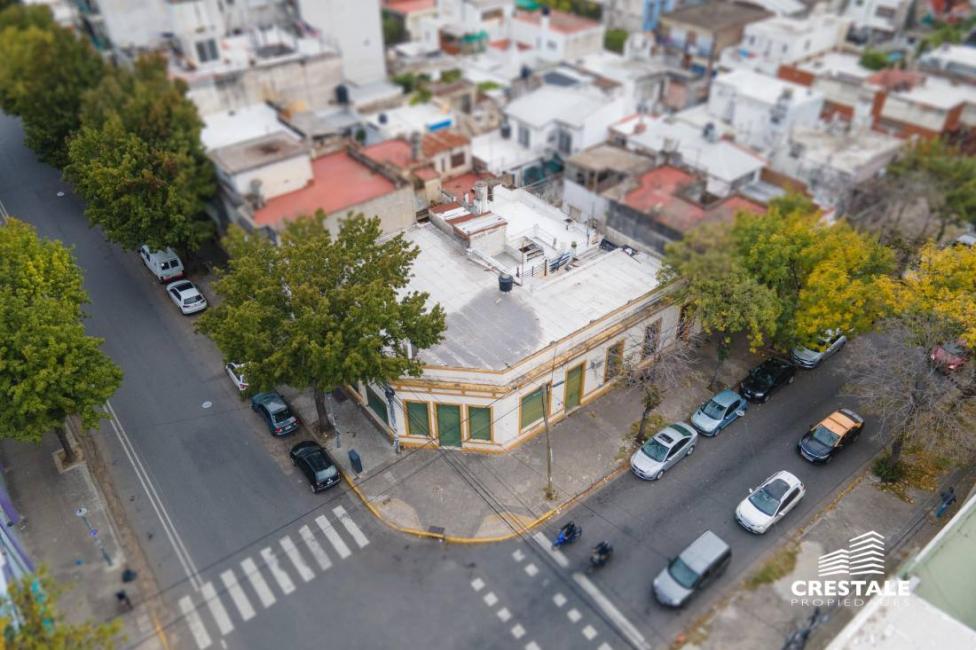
437;404;462;448
565;364;584;411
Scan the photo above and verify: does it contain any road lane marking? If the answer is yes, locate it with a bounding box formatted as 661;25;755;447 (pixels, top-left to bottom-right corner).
582;625;597;640
512;549;525;562
219;570;255;622
531;532;569;568
497;607;511;622
280;535;314;583
567;608;582;623
525;643;541;650
524;563;538;577
240;558;275;608
299;524;332;571
471;577;485;591
598;644;612;650
316;515;351;559
260;547;295;595
483;592;498;606
106;401;202;590
178;596;211;649
511;624;526;639
553;593;567;607
200;582;233;636
573;572;650;650
332;506;369;548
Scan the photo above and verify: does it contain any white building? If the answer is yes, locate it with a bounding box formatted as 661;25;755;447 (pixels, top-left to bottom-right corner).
719;11;852;75
435;0;515;41
509;7;605;62
576;46;671;113
841;0;910;38
918;44;976;85
297;0;387;85
352;185;686;450
706;69;825;153
365;104;457;142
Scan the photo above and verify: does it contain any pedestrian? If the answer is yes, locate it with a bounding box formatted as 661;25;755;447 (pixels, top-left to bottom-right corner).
116;590;133;611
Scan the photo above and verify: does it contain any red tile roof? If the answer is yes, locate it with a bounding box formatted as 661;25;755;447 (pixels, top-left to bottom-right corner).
490;39;533;51
383;0;435;15
422;131;470;157
414;165;440;181
361;139;414;169
441;171;493;201
868;69;925;91
513;9;601;34
253;151;396;228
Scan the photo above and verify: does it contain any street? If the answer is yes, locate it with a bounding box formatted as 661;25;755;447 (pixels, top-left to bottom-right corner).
0;111;882;650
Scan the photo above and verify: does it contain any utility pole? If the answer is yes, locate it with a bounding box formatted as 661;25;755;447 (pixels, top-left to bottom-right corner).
541;387;553;499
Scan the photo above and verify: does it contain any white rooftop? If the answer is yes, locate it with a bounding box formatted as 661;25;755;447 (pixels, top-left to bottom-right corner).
471;129;542;173
367;103;456;138
405;224;662;369
576;51;669;85
892;76;976;110
745;0;806;16
920;44;976;70
785;126;902;175
613;115;766;183
797;51;873;81
714;69;821;106
201;104;295;151
505;85;608;129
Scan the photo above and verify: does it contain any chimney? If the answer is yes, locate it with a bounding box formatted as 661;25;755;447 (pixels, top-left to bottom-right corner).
410;132;422;162
474;181;488;215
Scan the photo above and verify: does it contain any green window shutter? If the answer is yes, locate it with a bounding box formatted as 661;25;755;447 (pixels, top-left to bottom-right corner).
520;386;547;430
469;407;492;441
406;402;431;437
367;386;389;424
436;404;462;447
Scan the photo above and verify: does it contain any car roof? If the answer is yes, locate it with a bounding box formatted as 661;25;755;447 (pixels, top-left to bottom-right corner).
763;470;801;492
820;411;858;437
712;390;739;406
171;281;194;292
680;530;730;573
254;392;288;411
659;423;694;443
761;358;790;369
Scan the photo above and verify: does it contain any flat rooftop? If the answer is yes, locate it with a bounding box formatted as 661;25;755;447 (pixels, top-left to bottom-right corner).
715;69;822;106
663;1;770;30
362;139;414;169
209;134;308;175
405;225;663;370
201;104;293;151
796;52;872;81
787;127;902;174
512;9;601;34
253;151;396;227
566;143;656;176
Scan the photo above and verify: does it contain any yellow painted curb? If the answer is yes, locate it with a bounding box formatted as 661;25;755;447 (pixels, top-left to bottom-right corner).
152;610;172;650
339;461;629;544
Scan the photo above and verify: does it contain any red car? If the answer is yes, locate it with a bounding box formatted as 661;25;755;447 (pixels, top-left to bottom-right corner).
930;340;970;372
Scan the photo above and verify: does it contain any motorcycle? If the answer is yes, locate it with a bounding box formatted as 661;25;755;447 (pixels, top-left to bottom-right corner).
552;522;581;549
588;541;613;571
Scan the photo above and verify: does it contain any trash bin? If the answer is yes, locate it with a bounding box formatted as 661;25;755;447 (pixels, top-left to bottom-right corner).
348;449;363;475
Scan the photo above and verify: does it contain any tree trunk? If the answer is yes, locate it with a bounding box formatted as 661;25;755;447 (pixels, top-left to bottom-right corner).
709;338;730;390
313;387;335;435
55;425;77;465
888;434;905;467
636;405;652;445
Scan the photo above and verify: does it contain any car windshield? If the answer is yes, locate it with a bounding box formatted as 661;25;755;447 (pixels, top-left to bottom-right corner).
942;341;965;356
749;479;790;516
811;425;840;447
640;438;670;462
314;465;338;482
749;366;774;386
668;557;699;589
272;408;294;423
184;295;203;304
701;399;726;419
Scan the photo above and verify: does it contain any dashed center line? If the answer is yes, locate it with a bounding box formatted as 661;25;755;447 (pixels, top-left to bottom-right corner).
582;625;598;640
471;577;485;591
497;607;512;622
567;608;582;623
524;563;539;577
484;592;498;606
511;624;526;639
553;593;567;607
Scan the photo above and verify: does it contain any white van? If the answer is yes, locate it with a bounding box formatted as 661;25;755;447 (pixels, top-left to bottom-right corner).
139;245;184;283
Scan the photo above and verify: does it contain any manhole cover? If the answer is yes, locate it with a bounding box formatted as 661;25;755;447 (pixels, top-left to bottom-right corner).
56;191;65;197
202;401;213;409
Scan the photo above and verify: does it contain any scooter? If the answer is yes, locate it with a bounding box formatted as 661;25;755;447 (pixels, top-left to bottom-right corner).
588;541;613;571
552;522;581;549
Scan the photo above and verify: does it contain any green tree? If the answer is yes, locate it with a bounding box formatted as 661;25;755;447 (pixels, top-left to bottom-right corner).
2;568;121;649
65;55;215;253
382;13;405;46
604;28;627;53
0;22;103;166
0;4;55;32
198;214;446;433
859;48;891;71
0;219;122;464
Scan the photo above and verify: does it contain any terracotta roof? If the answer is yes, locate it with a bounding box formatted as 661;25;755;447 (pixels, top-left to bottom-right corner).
383;0;435;15
490;39;532;51
414;165;439;181
441;171;493;201
253;151;396;228
421;131;470;157
429;202;462;214
867;69;925;91
513;9;601;34
361;139;414;169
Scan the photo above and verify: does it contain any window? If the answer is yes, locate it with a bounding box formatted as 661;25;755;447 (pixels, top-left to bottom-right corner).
875;5;896;17
520;384;550;430
366;386;389;424
518;125;530;148
468;406;492;441
547;40;557;50
604;341;624;382
195;38;219;63
557;130;572;155
450;150;466;168
642;320;661;359
405;401;431;437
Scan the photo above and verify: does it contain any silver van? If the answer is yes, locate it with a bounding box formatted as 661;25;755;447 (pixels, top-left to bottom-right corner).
653;530;731;607
139;245;184;283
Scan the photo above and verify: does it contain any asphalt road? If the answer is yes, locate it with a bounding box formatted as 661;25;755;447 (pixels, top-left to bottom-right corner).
0;112;882;650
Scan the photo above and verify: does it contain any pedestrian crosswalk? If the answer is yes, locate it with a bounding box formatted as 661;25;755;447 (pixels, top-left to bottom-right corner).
176;508;371;649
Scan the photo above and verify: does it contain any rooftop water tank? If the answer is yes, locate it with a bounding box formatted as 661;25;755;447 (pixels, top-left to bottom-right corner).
498;273;514;293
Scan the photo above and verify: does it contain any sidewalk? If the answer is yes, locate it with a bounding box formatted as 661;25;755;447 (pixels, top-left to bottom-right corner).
0;430;164;649
281;336;760;540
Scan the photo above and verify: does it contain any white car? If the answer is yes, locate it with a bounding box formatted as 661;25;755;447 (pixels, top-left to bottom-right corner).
165;280;208;315
225;362;248;394
139;245;184;283
790;329;846;368
736;470;805;534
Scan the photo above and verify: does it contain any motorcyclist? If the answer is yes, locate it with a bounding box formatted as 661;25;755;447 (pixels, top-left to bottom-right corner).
559;521;580;542
592;541;613;562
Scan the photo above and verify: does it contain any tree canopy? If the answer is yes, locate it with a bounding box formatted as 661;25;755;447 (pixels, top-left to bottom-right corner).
0;219;122;460
887;140;976;236
198;214;446;432
65;55;215;253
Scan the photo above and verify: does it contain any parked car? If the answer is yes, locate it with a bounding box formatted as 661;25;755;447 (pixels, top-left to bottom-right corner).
630;423;698;481
290;441;340;493
225;362;248;395
690;389;748;437
251;392;300;436
652;530;731;608
790;329;847;368
735;470;806;534
165;280;208;315
930;340;970;373
951;233;975;248
740;358;795;403
139;245;184;283
798;409;864;464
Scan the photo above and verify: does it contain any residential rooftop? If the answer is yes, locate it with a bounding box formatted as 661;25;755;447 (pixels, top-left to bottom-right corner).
361;139;415;169
512;8;602;34
471;129;542;174
715;68;821;106
209;134;309;175
201;104;293;151
566;143;656;176
382;0;436;15
422;131;470;156
505;85;607;128
785;127;903;176
795;51;873;81
662;1;771;30
253;151;396;227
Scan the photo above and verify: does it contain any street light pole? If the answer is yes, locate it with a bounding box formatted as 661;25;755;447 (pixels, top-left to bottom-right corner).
541;387;553;499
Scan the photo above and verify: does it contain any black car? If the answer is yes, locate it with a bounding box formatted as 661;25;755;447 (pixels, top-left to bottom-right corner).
251;392;300;436
798;409;864;464
290;441;341;493
740;358;796;403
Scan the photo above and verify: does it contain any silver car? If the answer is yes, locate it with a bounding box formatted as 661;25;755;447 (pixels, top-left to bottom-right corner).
653;530;731;608
791;329;846;368
630;423;698;481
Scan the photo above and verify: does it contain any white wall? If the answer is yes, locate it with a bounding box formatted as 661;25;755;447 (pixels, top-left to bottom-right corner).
298;0;386;84
96;0;168;50
229;155;313;201
562;179;608;224
579;95;630;150
709;78;824;151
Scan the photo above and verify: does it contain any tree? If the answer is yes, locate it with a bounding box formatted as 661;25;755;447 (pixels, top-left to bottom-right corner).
382;13;405;47
0;21;103;166
2;568;120;649
65;55;215;253
625;337;701;444
859;48;891;71
0;219;122;463
604;28;627;53
198;214;446;433
0;4;56;32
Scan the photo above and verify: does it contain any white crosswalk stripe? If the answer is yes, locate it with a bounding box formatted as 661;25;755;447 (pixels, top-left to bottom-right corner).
333;506;370;548
532;532;569;568
240;557;276;609
280;535;314;583
179;595;212;649
220;570;255;622
260;546;296;595
299;524;332;571
200;581;234;636
316;514;351;559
